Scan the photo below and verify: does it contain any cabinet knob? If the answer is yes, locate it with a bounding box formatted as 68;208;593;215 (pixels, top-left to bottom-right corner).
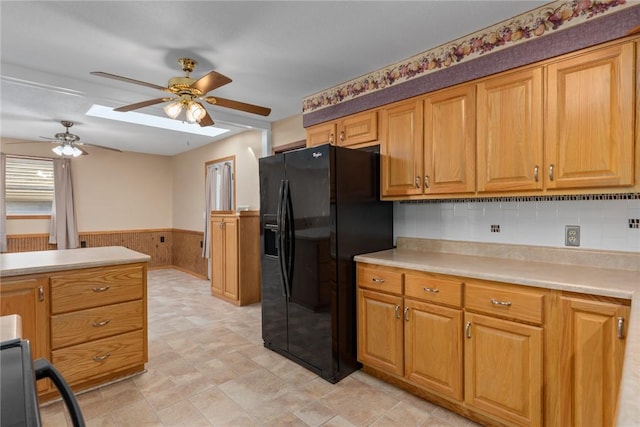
534;165;539;182
465;321;472;339
423;287;439;293
92;285;110;293
38;285;44;302
549;164;555;181
371;277;385;283
415;176;421;189
339;131;345;142
424;175;430;189
329;133;334;144
404;307;410;321
395;305;401;319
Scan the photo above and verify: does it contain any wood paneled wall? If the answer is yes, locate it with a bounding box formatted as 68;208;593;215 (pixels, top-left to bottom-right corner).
5;229;207;277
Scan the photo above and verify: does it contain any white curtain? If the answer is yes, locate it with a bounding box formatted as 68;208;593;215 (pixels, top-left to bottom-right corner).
220;162;232;211
201;166;218;259
0;154;7;252
49;158;79;249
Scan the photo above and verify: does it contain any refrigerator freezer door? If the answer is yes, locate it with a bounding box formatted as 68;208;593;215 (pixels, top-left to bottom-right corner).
259;154;288;352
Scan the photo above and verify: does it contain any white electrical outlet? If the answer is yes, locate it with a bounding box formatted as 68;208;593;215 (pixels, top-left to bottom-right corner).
565;225;580;247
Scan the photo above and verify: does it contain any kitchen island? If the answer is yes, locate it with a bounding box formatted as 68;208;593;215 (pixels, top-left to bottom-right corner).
355;238;639;427
0;246;150;400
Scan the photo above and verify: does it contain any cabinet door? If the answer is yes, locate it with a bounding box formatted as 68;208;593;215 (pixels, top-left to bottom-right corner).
381;99;424;197
477;67;543;192
545;42;634;189
357;288;403;376
222;218;239;301
210;218;225;296
306;122;337;147
558;297;630;427
1;278;51;393
464;312;543;427
337;110;378;147
404;299;463;400
424;84;476;194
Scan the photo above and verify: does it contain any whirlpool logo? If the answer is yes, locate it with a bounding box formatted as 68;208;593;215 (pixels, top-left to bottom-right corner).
312;152;322;159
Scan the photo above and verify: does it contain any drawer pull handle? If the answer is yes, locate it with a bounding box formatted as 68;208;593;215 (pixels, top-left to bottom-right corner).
395;305;401;319
404;307;410;321
465;321;472;339
92;319;111;327
92;285;110;293
423;287;439;293
617;317;625;339
491;298;512;307
93;352;111;362
372;277;385;283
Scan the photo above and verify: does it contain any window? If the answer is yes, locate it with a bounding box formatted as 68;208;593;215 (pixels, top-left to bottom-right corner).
5;156;54;215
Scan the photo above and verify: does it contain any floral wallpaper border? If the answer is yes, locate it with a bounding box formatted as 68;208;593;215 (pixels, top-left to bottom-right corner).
302;0;631;114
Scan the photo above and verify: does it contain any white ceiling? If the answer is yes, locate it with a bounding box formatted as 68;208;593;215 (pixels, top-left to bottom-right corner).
0;1;546;156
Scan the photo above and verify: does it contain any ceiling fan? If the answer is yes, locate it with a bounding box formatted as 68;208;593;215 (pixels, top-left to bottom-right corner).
37;121;122;157
91;57;272;126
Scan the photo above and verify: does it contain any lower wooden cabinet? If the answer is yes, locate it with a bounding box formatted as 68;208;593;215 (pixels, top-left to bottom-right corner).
49;263;148;396
0;277;51;393
210;211;260;306
556;296;630;427
356;262;631;427
464;312;543;426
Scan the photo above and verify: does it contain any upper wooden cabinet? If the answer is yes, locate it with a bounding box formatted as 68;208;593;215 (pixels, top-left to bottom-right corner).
477;67;543;192
545;42;635;190
306;110;378;148
424;84;476;194
381;99;424;196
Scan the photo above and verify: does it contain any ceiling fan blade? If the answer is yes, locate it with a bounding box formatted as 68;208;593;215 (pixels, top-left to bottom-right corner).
91;71;171;93
76;146;90;156
77;142;122;153
198;110;215;127
190;71;232;94
204;96;271;116
114;97;171;112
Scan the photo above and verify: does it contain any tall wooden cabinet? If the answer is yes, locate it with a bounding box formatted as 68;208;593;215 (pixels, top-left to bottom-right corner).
210;211;260;306
0;277;51;393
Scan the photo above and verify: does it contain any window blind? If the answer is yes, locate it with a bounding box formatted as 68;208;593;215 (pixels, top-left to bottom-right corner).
5;157;54;202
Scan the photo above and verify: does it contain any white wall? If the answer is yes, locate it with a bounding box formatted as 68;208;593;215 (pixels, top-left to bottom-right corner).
394;198;640;253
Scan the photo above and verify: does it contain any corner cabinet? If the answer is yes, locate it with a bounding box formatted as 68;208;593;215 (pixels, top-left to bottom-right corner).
210;211;261;306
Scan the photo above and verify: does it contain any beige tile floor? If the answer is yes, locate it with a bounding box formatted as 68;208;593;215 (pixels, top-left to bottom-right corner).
40;268;481;427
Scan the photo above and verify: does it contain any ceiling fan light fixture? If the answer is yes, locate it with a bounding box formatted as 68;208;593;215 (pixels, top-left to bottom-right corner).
186;101;206;124
52;145;64;156
163;100;184;119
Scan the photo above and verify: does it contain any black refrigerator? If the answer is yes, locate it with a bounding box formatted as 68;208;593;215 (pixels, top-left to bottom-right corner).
259;144;393;383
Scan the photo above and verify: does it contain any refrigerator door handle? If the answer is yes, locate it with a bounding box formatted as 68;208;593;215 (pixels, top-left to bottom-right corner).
277;180;289;298
284;180;295;297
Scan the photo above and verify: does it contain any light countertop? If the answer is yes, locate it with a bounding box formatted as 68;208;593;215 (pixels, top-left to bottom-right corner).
0;246;151;278
354;239;640;426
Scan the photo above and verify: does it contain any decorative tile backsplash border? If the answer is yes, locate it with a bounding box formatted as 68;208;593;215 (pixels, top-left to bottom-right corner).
302;0;633;114
400;193;640;205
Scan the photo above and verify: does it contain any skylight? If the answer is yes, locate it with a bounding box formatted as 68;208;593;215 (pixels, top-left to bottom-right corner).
86;104;230;138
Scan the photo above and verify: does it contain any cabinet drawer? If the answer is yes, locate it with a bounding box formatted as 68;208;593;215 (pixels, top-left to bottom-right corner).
405;273;462;308
51;265;144;314
51;300;144;349
357;264;403;294
465;280;545;325
51;330;145;386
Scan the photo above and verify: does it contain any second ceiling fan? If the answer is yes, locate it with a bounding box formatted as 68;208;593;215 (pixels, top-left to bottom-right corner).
91;57;271;126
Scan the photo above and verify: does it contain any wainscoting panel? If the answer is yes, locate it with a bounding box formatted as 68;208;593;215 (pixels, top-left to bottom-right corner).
80;229;172;267
172;229;208;279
